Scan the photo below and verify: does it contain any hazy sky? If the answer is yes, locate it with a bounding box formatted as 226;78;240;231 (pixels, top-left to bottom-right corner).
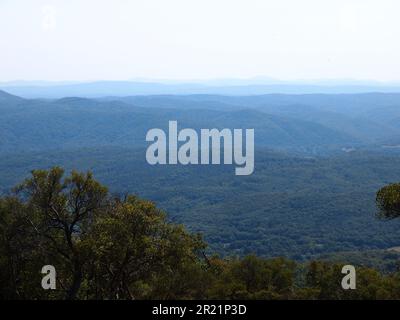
1;0;400;82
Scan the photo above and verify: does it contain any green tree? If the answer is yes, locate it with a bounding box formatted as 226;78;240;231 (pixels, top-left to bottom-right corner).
0;167;206;300
376;183;400;219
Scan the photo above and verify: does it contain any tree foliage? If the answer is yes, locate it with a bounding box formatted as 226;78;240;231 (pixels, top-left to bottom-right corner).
376;183;400;220
1;168;400;300
0;167;205;299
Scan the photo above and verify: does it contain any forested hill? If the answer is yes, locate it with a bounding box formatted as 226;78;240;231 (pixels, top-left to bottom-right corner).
1;147;400;260
2;91;400;154
2;167;400;300
2;91;400;260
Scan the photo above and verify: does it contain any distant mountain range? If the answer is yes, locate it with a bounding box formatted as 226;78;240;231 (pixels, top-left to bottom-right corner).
2;80;400;98
1;89;400;155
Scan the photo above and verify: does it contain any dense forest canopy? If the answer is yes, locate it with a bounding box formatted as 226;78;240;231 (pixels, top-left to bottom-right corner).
2;91;400;299
2;91;400;261
1;148;400;260
1;167;400;300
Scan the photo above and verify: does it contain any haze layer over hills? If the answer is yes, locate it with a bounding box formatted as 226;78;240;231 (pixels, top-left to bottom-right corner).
1;88;400;259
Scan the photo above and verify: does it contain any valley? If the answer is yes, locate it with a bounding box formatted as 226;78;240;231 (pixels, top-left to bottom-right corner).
2;90;400;263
